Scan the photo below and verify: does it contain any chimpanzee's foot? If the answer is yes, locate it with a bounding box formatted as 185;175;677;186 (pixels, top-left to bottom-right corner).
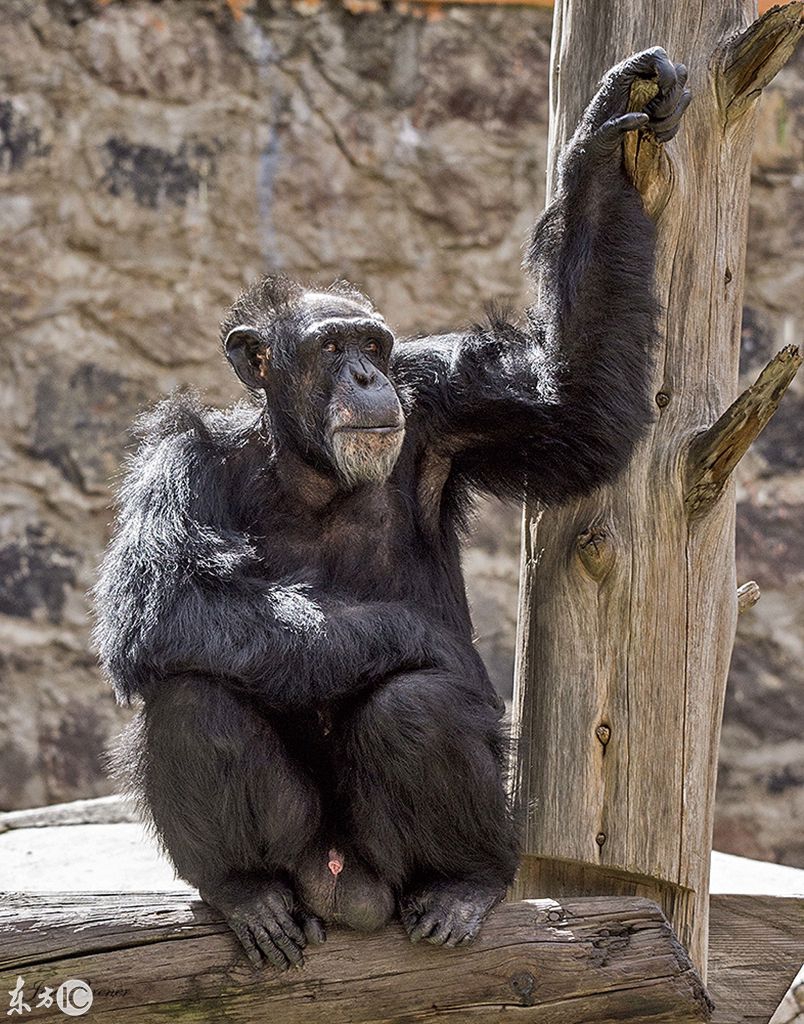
400;879;505;948
199;872;325;969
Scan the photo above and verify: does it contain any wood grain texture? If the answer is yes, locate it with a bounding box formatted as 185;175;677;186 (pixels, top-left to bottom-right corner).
0;893;712;1023
708;895;804;1024
511;0;803;978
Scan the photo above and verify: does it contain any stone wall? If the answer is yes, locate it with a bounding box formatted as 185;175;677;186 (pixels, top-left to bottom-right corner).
0;1;801;865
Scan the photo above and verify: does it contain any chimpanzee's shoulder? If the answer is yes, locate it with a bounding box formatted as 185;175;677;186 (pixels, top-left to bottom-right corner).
132;389;263;454
117;391;272;524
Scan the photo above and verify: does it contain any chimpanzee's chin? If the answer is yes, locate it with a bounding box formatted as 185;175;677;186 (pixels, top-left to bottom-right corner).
331;427;404;488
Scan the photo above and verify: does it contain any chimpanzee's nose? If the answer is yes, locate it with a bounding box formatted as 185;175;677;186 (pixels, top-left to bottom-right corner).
351;361;377;388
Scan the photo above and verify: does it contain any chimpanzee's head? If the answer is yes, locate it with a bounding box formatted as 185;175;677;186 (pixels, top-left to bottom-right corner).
221;275;404;489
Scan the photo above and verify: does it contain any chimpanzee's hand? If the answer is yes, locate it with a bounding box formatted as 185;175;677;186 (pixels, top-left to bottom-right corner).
573;47;691;159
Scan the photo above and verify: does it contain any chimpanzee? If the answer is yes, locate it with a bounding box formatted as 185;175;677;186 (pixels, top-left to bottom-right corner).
94;49;690;968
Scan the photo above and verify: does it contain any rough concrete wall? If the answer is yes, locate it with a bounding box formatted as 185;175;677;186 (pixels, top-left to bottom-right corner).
0;1;800;866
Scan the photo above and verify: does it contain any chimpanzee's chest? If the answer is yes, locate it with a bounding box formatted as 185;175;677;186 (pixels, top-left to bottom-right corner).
315;489;419;594
259;480;454;607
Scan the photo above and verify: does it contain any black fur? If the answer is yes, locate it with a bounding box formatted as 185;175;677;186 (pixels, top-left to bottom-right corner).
95;50;690;968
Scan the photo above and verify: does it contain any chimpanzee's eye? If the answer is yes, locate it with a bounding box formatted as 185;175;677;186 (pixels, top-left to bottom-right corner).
322;341;337;354
364;340;379;354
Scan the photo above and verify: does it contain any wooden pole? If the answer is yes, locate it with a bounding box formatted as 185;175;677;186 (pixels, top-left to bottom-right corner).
511;0;802;978
0;892;711;1023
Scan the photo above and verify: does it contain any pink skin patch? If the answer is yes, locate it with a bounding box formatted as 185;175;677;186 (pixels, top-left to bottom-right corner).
327;849;344;876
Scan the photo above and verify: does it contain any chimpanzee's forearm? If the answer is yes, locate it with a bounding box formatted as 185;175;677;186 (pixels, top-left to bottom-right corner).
440;49;689;504
522;147;658;493
99;572;443;706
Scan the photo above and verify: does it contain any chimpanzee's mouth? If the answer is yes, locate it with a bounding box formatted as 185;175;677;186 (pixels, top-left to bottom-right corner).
330;421;405;486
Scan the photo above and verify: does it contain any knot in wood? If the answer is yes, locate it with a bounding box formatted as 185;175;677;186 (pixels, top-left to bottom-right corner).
655;390;671;408
576;523;615;581
591;924;633;965
535;904;565;925
509;971;537;1006
595;723;611;746
595;832;607;847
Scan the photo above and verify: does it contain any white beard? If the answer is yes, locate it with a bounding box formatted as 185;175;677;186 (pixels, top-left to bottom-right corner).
331;428;405;489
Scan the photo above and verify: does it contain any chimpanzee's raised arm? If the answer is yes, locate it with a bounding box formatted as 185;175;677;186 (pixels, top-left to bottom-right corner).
393;48;690;507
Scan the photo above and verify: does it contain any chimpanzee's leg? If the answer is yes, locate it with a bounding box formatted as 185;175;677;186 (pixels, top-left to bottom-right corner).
114;674;325;968
336;669;519;947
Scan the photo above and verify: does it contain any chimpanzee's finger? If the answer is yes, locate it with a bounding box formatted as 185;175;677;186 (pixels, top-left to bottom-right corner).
630;46;677;93
614;112;650;133
265;919;304;967
425;918;453;946
651;89;692;142
444;924;473;948
592;112;649;153
274;907;307;950
647;62;688;119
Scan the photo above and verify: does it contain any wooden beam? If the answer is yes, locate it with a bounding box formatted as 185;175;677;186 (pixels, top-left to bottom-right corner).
0;795;135;833
707;895;804;1024
768;963;804;1024
0;893;711;1023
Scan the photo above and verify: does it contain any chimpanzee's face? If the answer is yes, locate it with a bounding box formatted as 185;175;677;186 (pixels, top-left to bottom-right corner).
224;290;405;489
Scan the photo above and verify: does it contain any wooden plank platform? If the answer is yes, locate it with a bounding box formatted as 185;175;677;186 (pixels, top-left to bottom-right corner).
708;895;804;1024
0;893;712;1023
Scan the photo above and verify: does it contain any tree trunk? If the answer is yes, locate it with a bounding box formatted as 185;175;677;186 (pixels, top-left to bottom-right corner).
511;0;802;978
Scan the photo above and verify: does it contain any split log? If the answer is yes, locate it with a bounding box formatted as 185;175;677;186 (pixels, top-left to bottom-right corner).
512;0;803;978
0;893;712;1023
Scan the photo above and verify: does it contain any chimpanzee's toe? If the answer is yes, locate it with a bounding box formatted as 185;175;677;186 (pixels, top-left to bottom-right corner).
400;879;504;949
202;875;309;970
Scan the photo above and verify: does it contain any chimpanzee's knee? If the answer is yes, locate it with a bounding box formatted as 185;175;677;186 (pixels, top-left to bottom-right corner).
337;670;517;886
117;674;321;886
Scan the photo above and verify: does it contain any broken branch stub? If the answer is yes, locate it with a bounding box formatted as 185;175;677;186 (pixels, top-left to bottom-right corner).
685;345;802;521
737;580;761;613
718;2;804;123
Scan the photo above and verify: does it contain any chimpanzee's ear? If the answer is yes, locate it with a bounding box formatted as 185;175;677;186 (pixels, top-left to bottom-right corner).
224;325;271;389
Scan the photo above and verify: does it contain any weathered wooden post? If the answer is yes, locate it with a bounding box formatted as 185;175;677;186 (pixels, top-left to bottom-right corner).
512;0;802;976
